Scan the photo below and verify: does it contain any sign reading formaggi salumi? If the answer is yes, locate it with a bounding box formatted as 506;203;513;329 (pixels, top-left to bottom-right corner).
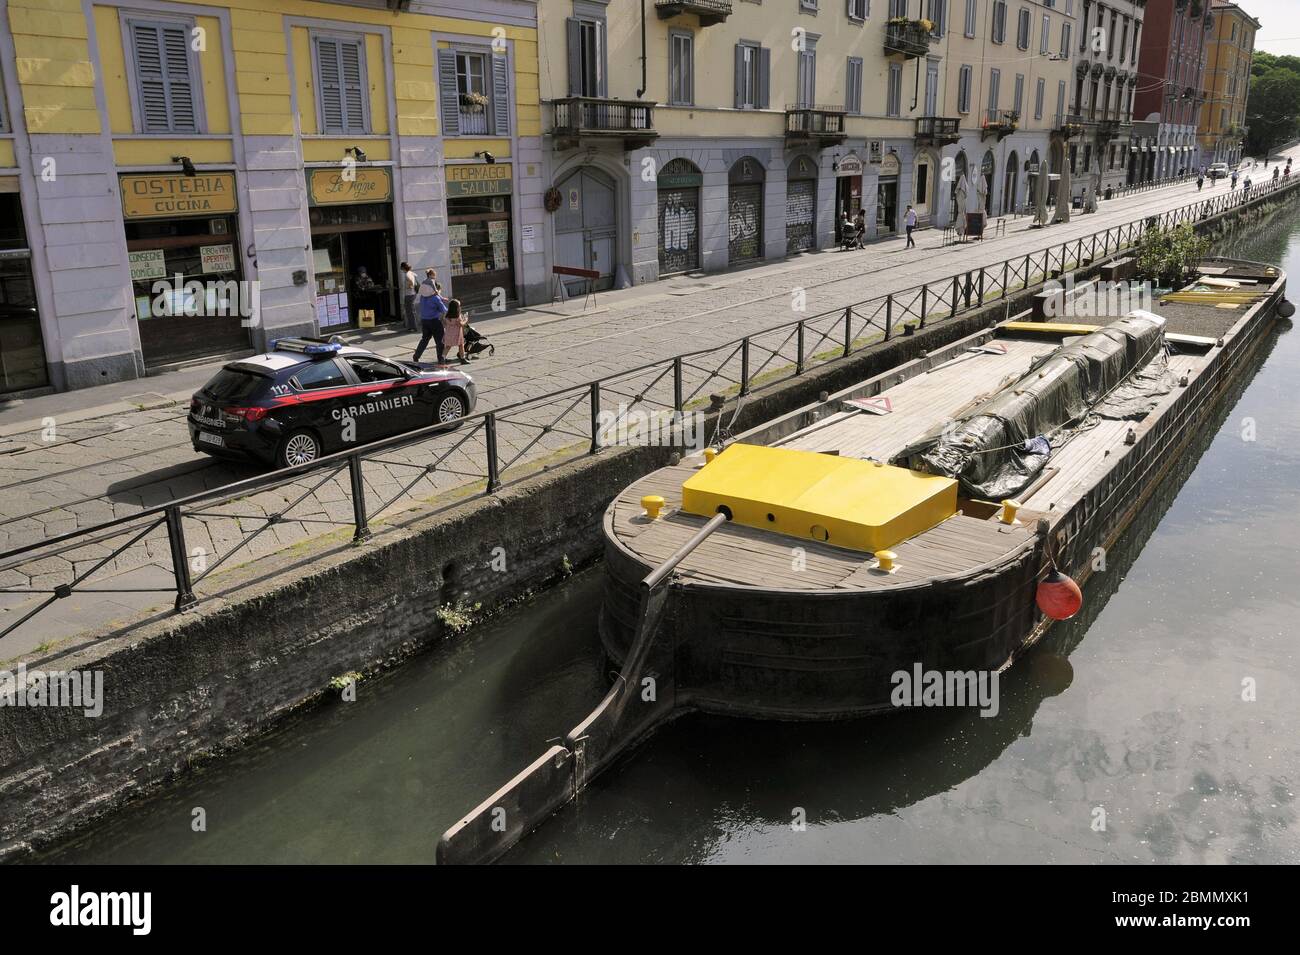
120;172;238;219
308;167;393;205
446;163;512;197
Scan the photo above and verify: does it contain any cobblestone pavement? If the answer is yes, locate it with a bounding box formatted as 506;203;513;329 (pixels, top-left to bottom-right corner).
2;159;1295;655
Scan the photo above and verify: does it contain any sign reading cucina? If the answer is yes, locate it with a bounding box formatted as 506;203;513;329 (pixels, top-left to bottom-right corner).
308;167;394;205
446;163;513;197
120;172;238;219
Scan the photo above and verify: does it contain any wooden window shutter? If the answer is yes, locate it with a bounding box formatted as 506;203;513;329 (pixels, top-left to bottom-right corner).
160;24;197;131
490;54;510;135
317;38;344;133
566;18;582;96
437;48;460;136
339;40;367;134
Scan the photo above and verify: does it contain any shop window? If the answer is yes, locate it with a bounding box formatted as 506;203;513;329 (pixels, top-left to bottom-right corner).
125;17;203;134
0;194;48;393
447;194;514;308
438;48;510;136
313;34;369;135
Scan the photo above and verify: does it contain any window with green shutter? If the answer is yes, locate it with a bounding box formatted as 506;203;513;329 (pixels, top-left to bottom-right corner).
314;35;369;135
126;17;202;134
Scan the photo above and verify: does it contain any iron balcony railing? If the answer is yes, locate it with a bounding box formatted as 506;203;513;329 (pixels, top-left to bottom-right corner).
785;106;847;144
915;116;960;144
2;173;1297;646
885;20;932;58
551;97;657;146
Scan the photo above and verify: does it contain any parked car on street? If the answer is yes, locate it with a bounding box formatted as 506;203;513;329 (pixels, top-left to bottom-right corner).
1207;162;1230;180
188;338;476;469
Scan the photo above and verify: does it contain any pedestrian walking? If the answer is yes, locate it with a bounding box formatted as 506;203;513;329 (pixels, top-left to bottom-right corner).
400;261;418;331
854;210;866;248
1274;166;1280;183
1197;174;1204;191
904;204;918;249
1231;170;1238;191
413;268;446;364
1243;175;1252;196
443;299;470;365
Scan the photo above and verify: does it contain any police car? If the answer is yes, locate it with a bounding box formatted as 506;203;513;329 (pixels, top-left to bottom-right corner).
188;338;477;469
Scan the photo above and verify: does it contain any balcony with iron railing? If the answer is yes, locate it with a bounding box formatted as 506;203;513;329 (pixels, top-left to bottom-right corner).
785;105;847;146
654;0;732;25
1057;114;1087;139
915;116;960;146
885;19;933;59
551;97;658;150
981;108;1019;141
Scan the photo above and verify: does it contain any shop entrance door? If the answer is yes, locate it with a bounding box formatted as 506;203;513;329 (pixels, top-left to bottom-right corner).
554;168;618;294
876;179;898;233
343;229;395;324
0;253;49;394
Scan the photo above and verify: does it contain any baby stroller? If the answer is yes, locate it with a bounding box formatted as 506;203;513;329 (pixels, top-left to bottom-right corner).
463;322;494;360
839;222;863;251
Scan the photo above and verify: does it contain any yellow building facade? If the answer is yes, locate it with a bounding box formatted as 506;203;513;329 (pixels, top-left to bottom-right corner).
0;0;541;392
1198;0;1257;166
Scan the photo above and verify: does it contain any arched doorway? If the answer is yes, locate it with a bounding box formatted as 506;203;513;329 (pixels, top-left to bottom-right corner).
785;154;818;254
981;150;996;215
1002;151;1018;216
950;150;968;226
728;156;765;265
554;166;618;293
657;158;701;276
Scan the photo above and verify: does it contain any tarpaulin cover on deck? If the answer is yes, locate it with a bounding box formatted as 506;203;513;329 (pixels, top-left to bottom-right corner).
892;313;1166;500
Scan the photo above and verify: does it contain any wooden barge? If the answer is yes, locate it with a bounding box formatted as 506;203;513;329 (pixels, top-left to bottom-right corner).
438;258;1287;864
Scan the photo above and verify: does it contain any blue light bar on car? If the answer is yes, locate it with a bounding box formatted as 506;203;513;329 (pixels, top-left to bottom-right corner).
271;338;342;356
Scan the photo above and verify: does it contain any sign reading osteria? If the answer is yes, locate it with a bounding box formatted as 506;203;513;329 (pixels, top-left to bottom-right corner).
120;172;238;219
447;163;512;197
308;167;393;206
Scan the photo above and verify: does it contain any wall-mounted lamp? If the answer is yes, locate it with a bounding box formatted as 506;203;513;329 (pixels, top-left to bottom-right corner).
171;155;197;177
473;150;496;164
831;152;840;172
345;146;368;163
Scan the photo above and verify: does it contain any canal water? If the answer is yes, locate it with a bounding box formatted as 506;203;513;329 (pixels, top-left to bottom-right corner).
50;213;1300;865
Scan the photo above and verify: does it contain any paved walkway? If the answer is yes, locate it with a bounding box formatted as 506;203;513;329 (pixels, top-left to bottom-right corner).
2;153;1295;657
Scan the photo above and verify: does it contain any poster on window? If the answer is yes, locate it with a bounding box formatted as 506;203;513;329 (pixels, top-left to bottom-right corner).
200;244;236;274
492;242;509;271
129;249;166;282
448;225;468;247
450;248;464;275
488;220;508;243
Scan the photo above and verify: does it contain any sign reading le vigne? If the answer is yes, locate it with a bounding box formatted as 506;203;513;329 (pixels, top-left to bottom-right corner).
120;173;238;219
308;167;393;205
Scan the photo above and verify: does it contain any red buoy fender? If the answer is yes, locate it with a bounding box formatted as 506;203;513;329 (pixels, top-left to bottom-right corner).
1037;569;1083;620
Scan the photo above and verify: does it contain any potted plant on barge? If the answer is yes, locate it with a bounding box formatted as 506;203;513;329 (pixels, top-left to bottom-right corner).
1134;222;1210;288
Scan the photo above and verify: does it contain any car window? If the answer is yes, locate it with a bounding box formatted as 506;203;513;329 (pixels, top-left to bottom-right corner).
293;360;348;391
202;368;266;402
346;357;404;383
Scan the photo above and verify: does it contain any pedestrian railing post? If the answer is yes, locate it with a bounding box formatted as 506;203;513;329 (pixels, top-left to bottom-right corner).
977;269;985;307
1002;260;1009;302
843;306;853;356
486;411;502;489
347;453;371;543
885;295;893;339
673;356;683;412
587;385;600;455
951;275;959;317
796;320;806;374
740;337;751;395
165;504;196;610
919;284;928;328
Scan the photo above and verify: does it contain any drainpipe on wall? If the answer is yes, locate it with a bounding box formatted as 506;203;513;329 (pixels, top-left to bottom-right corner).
636;0;647;98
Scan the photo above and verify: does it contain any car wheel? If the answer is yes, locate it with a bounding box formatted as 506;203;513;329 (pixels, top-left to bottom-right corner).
435;391;467;425
277;429;321;468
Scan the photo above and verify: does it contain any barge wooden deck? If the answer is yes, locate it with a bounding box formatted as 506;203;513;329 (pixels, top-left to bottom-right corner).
610;328;1220;593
